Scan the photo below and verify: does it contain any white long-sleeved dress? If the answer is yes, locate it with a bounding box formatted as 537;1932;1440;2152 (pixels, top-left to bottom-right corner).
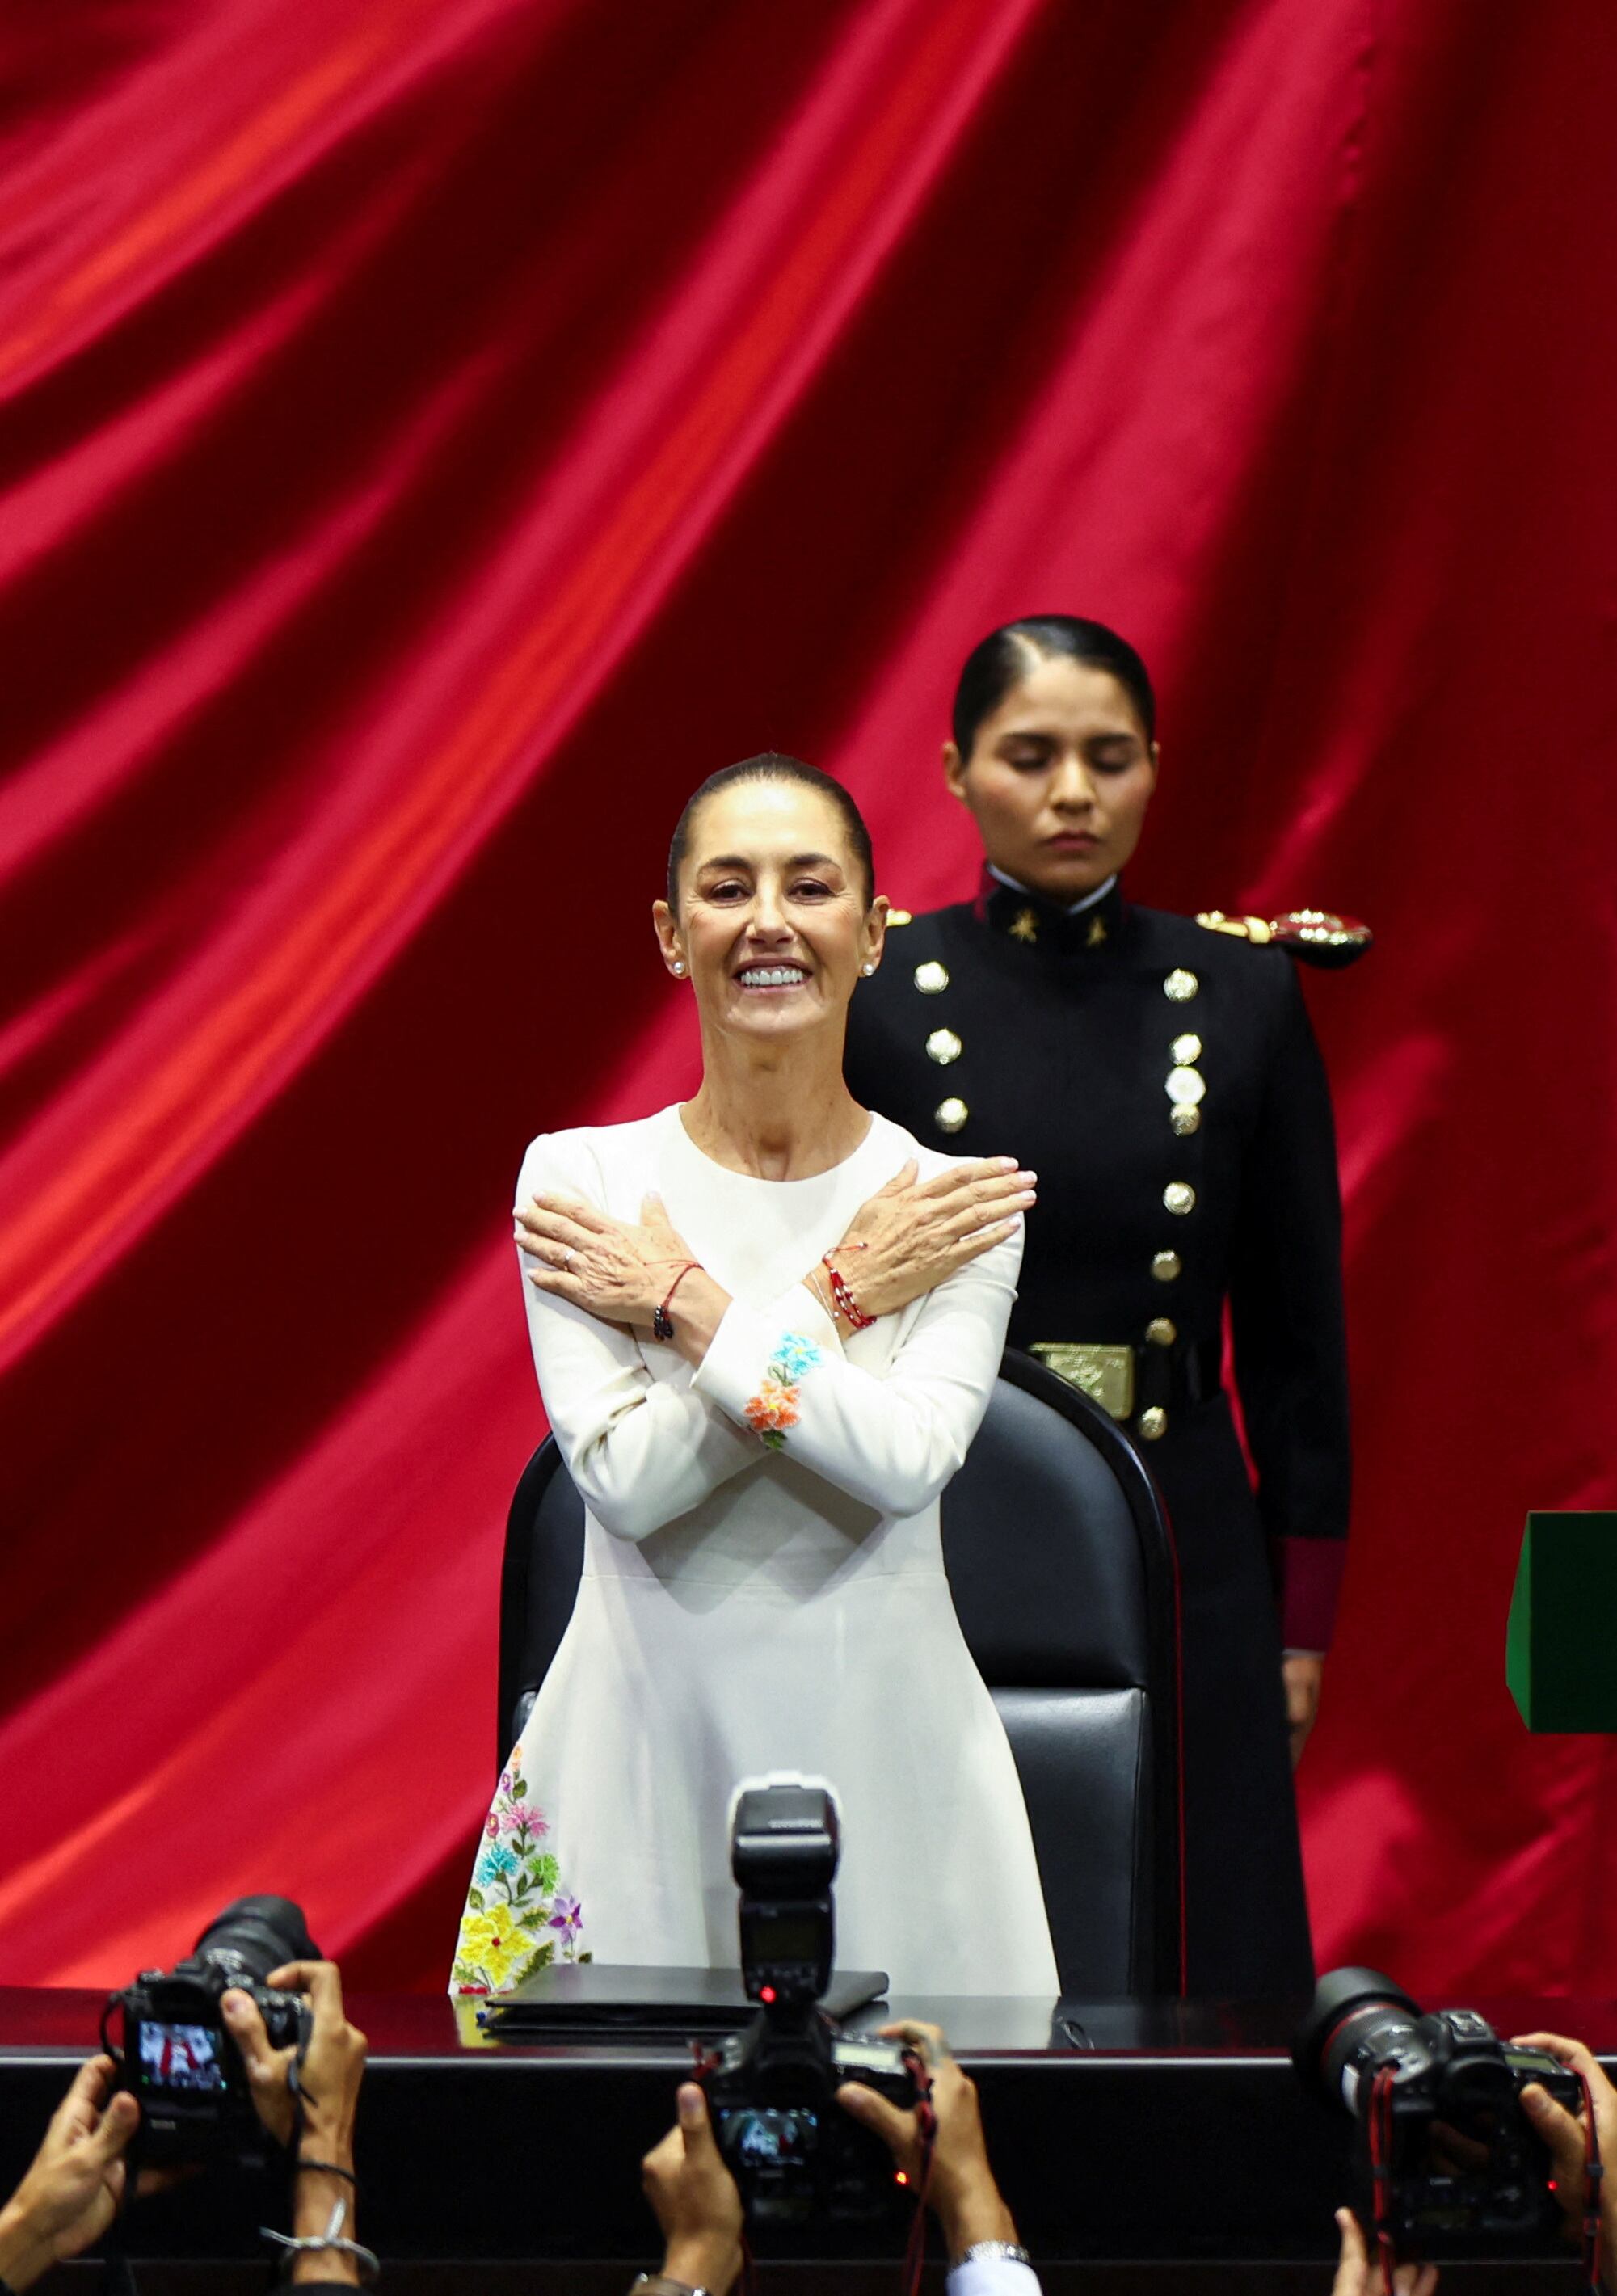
450;1104;1059;1999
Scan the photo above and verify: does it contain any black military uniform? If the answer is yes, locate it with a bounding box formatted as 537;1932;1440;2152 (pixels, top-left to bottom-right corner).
844;870;1358;1998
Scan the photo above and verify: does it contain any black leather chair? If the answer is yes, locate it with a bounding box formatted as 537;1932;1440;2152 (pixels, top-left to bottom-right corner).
496;1346;1183;1995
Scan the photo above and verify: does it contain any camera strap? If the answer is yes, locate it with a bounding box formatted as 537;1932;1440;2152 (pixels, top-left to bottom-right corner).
98;2241;138;2296
1366;2066;1399;2296
899;2048;938;2296
1577;2071;1603;2290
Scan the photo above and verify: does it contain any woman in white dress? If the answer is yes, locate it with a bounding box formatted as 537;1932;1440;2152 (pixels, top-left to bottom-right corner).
451;756;1059;1999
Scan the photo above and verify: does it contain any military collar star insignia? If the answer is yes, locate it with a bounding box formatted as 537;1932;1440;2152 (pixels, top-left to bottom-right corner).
974;866;1127;952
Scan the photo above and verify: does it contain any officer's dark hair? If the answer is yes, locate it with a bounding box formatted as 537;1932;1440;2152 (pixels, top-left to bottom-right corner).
951;615;1156;755
667;753;876;912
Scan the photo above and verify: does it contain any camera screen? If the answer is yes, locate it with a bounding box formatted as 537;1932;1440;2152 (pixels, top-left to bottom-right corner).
722;2106;819;2166
137;2020;225;2094
748;1911;825;1964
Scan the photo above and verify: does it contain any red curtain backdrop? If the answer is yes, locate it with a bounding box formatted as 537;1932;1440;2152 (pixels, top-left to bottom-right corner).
2;0;1615;1995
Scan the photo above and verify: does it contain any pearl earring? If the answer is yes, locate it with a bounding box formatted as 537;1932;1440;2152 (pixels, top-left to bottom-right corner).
672;961;686;977
861;963;875;976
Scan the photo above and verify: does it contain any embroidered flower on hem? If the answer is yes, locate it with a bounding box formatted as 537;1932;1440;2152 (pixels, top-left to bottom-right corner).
453;1909;539;1993
474;1842;517;1886
452;1767;589;1993
500;1800;549;1836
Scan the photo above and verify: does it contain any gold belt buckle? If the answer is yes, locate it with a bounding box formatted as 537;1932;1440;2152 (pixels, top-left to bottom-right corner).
1029;1342;1135;1419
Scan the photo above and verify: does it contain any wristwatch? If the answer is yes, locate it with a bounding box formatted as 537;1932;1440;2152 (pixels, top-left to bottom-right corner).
954;2240;1033;2268
630;2276;712;2296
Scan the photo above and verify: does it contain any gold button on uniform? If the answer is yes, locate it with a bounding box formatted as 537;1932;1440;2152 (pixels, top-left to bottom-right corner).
914;961;949;994
1138;1406;1168;1441
926;1028;962;1065
1171;1033;1202;1064
1166;1066;1206;1106
934;1097;969;1133
1164;969;1198;1002
1171;1107;1201;1137
1145;1317;1177;1346
1164;1182;1196;1215
1152;1250;1181;1282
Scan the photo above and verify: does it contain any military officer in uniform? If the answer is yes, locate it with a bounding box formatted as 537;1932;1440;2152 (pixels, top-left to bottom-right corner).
843;614;1366;1997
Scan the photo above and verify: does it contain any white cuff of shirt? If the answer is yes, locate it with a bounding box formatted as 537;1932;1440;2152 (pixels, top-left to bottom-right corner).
947;2257;1041;2296
691;1286;840;1426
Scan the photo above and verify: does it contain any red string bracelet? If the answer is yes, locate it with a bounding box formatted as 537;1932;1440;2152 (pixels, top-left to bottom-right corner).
821;1252;875;1332
653;1262;701;1341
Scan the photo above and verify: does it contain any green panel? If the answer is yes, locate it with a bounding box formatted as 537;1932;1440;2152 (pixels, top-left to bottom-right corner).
1505;1520;1535;1724
1506;1512;1617;1733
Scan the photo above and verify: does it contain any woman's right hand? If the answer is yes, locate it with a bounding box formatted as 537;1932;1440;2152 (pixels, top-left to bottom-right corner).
824;1156;1035;1321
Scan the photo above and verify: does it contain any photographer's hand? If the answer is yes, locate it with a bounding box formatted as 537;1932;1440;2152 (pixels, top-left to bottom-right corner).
222;1960;366;2152
0;2056;139;2291
224;1961;368;2287
1330;2208;1438;2296
1514;2030;1617;2275
836;2020;1020;2262
641;2083;744;2296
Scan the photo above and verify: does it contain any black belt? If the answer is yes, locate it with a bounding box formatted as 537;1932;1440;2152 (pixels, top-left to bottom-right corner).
1027;1336;1221;1440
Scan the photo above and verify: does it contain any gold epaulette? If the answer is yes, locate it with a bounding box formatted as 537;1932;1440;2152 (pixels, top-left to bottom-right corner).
1196;908;1372;970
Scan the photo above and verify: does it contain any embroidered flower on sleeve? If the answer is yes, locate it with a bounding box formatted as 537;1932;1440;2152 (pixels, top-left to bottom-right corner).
743;1333;823;1451
773;1332;823;1382
745;1378;801;1441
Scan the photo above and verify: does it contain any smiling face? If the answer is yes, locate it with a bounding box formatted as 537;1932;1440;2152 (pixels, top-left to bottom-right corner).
945;653;1159;903
655;777;885;1045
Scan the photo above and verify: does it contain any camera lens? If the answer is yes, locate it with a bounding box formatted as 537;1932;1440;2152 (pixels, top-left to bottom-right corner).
192;1895;318;1986
1294;1967;1425;2114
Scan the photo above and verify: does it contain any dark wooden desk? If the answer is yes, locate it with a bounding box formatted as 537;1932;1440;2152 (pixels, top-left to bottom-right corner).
3;1989;1613;2266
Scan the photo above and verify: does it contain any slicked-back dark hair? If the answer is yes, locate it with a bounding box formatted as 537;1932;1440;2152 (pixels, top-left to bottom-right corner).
666;753;876;911
951;615;1156;756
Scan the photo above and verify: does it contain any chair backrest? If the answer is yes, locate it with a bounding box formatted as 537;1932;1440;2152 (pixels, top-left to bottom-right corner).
497;1347;1183;1995
938;1350;1182;1995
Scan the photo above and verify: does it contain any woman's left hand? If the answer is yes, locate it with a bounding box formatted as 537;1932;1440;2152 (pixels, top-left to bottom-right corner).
1282;1654;1323;1767
516;1191;699;1329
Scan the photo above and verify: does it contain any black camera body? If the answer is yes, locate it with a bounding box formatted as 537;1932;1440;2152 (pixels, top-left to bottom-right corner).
703;1777;919;2226
705;2006;918;2225
104;1896;318;2168
1295;1967;1585;2257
